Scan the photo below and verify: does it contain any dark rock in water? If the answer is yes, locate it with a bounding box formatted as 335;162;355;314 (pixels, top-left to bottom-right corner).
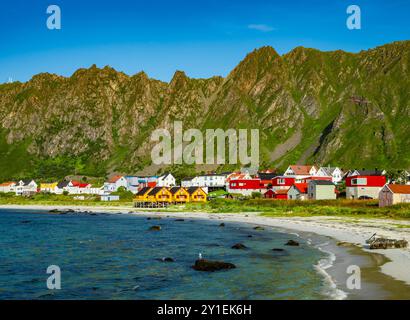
49;209;60;213
247;235;253;238
192;259;236;272
175;219;185;222
272;248;285;252
20;220;32;224
149;225;161;231
147;217;151;220
231;243;247;250
285;240;299;246
89;213;97;216
66;209;75;213
253;226;264;231
152;216;162;220
219;223;225;227
156;257;174;262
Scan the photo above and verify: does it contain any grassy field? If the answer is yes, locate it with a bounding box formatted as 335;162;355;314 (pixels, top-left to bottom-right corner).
1;193;410;219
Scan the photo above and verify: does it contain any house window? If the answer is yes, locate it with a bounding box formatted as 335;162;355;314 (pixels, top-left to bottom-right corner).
278;179;285;185
352;178;367;185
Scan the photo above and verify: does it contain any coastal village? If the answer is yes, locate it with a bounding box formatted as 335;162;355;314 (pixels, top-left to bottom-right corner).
0;165;409;208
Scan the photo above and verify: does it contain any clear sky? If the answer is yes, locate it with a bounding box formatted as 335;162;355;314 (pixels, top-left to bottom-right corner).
1;0;409;83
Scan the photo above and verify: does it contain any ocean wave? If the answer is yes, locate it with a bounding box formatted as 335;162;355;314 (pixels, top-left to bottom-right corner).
314;243;348;300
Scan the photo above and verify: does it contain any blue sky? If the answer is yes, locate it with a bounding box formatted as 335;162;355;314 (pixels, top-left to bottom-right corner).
1;0;409;83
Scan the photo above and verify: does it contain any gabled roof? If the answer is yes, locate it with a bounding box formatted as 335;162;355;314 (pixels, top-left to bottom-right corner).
148;187;164;196
57;180;70;188
0;181;16;187
258;172;278;180
108;175;124;183
158;172;173;180
170;187;183;194
21;179;35;186
292;183;308;194
319;167;339;176
187;187;204;195
288;165;315;175
136;187;151;196
350;170;384;176
71;181;90;188
386;184;410;194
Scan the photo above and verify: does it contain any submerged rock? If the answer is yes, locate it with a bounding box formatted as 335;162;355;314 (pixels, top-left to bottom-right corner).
231;243;247;250
156;257;175;262
175;219;185;222
253;226;264;231
192;259;236;272
285;240;299;246
272;248;285;252
49;209;60;213
20;220;32;224
247;235;253;238
149;225;161;231
219;223;225;227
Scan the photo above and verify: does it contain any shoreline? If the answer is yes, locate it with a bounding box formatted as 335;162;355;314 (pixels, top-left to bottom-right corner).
1;204;410;297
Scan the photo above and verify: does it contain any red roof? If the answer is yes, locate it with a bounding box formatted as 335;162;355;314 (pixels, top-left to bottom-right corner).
387;184;410;194
293;183;308;194
0;181;16;187
109;175;124;183
289;165;315;175
71;181;90;188
274;189;289;195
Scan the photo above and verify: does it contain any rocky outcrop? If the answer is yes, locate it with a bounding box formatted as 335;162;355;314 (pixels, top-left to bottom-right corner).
285;240;300;246
192;259;236;272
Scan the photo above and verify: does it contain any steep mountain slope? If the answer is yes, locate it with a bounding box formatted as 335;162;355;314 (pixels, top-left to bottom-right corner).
0;41;409;179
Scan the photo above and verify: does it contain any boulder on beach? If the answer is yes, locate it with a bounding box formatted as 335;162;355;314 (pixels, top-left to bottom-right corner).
149;225;161;231
192;259;236;272
285;240;299;246
231;243;247;250
253;226;264;231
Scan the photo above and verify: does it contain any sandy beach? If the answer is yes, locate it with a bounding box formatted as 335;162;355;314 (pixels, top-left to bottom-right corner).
2;204;410;292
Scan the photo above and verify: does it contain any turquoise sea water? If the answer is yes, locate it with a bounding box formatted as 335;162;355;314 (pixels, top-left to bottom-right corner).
0;209;333;300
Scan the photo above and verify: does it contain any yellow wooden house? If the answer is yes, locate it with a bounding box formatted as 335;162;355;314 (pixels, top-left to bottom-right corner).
187;187;207;202
170;187;190;203
134;187;152;202
146;187;173;203
40;182;58;193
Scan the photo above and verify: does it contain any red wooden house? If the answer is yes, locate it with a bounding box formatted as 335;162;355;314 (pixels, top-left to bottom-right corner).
227;178;262;196
271;176;295;191
346;170;386;199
